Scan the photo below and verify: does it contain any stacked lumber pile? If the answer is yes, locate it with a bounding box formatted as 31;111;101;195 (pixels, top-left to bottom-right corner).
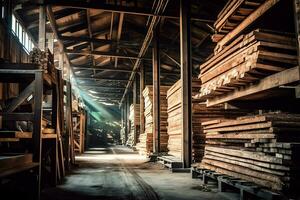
136;86;170;155
196;29;297;99
167;80;247;161
127;104;140;147
196;113;300;193
29;48;55;78
212;0;265;43
120;126;126;144
167;80;201;159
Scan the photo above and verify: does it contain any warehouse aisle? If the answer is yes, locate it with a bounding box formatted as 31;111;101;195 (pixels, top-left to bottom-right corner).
41;146;224;200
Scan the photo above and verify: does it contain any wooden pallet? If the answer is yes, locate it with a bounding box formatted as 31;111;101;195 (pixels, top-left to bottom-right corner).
195;112;300;196
157;155;183;170
192;167;282;200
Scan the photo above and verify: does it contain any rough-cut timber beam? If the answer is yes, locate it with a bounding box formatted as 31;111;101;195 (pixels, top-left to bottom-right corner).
119;0;170;106
43;1;176;18
65;49;151;60
60;35;142;48
81;85;125;90
76;77;130;82
38;6;46;51
207;67;300;107
86;8;95;66
132;77;137;145
139;63;145;143
146;71;180;76
180;0;192;168
216;0;280;51
152;28;160;154
294;0;300;77
72;67;133;73
115;13;124;68
42;1;214;22
88;92;123;96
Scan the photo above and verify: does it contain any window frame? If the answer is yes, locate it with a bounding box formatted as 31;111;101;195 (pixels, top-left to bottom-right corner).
11;13;35;54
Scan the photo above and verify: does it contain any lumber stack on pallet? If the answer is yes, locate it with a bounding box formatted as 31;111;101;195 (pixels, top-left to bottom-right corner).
127;104;140;147
196;112;300;194
167;80;247;161
212;0;266;43
136;86;170;155
196;29;297;99
166;80;201;159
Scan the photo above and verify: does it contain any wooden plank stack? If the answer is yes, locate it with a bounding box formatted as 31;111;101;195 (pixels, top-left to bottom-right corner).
196;112;300;193
29;48;55;78
212;0;265;43
167;80;247;161
167;80;201;159
127;104;140;147
136;85;170;155
196;29;297;99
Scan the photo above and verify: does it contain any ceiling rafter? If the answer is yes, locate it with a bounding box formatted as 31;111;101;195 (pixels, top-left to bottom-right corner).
42;0;215;23
65;49;151;60
72;66;134;73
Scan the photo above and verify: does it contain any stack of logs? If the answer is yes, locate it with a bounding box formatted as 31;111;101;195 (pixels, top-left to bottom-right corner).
29;48;55;78
127;104;140;147
136;86;170;155
196;112;300;194
167;80;247;161
196;29;297;99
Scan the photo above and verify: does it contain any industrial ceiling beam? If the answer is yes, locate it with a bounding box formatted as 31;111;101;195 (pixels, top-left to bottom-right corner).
44;1;176;18
65;49;151;60
60;35;142;48
80;85;126;90
119;0;170;106
76;77;130;82
115;13;124;68
86;7;95;67
72;66;133;73
42;0;214;23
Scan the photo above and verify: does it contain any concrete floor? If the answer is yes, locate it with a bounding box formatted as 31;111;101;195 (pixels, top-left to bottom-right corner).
41;145;228;200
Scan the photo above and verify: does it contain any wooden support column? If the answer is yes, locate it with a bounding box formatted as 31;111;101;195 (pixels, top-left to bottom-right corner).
65;81;74;168
4;0;12;60
38;6;46;51
180;0;192;168
294;0;300;77
140;63;145;139
133;77;137;145
51;78;58;186
47;33;54;53
33;70;43;200
126;93;131;144
152;27;160;154
124;96;128;144
120;104;123;143
123;103;126;144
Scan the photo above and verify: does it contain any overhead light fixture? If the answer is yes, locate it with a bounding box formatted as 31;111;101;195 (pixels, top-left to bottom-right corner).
88;93;100;99
89;90;98;94
101;102;115;106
